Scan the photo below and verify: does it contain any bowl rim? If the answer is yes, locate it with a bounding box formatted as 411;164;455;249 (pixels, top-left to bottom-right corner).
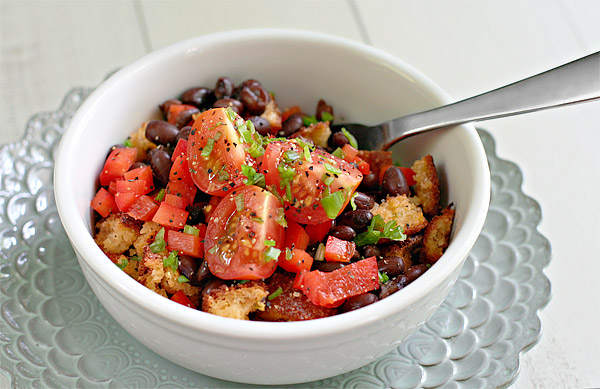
54;28;490;341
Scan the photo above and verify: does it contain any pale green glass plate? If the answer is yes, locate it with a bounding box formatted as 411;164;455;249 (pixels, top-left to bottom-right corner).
0;87;551;388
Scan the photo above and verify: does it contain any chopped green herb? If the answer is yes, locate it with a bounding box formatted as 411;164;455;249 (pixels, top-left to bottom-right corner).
354;214;406;246
177;275;190;283
285;182;292;202
283;150;300;163
247;141;265;158
116;257;128;269
201;138;215;158
275;208;287;228
264;239;276;247
241;164;266;188
149;228;166;253
332;147;345;159
264;247;281;262
379;271;390;284
321;190;346;219
183;225;200;236
303;145;312;162
303;115;318;126
123;138;133;148
321;111;334;122
324;163;341;175
208;245;218;254
246;119;256;134
350;192;358;211
235;193;245;212
285;247;293;261
322;174;334;186
268;287;284;300
163;250;179;271
218;167;230;181
154;188;165;202
277;164;296;188
341;127;358;149
129;255;141;261
296;138;314;151
237;280;250;284
225;107;237;123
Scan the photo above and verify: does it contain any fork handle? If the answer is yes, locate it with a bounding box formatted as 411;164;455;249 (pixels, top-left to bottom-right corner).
385;51;600;149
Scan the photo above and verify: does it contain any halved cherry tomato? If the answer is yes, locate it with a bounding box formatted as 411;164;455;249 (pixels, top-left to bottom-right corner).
127;195;159;221
99;147;137;186
277;221;310;272
304;220;333;244
152;202;189;229
262;140;362;224
166;230;203;257
294;256;379;307
91;188;117;217
278;248;313;273
169;154;195;187
324;235;356;263
204;185;284;280
188;108;260;196
170;290;196;309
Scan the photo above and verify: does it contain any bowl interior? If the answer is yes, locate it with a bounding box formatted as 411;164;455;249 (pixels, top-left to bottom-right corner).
55;29;489;339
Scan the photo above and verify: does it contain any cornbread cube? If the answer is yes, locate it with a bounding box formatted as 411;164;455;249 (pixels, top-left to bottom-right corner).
371;194;428;235
94;213;141;254
137;247;168;298
260;98;283;132
202;281;269;320
411;155;441;217
356;150;393;177
293;121;331;148
132;221;162;258
421;207;455;264
128;122;157;161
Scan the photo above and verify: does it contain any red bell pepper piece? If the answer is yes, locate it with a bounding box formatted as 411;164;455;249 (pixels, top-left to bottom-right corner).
354;156;371;175
115;179;149;196
114;191;138;212
169;154;195;187
99;147;137;186
123;165;154;193
279;248;313;273
341;144;358;162
294;256;379;307
166;181;197;206
127;195;159;221
324;235;356;263
164;193;190;210
152;202;189;229
166;229;203;258
304;220;333;245
91;188;117;218
171;138;189;162
170;290;196;309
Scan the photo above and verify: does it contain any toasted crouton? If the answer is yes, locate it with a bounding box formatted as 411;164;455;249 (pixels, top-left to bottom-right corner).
381;235;424;269
94;213;141;254
371;195;428;235
202;281;269;320
127;122;157;161
411;155;440;217
292;121;331;148
356;150;393;177
132;221;162;258
421;207;455;264
260;98;282;133
254;272;338;321
137;246;168;298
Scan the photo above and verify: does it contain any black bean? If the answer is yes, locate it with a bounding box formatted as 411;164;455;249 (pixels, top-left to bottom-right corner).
351;192;375;210
329;225;356;241
382;166;410;196
331;131;350;148
176;126;192;142
280;113;304;137
379;274;409;299
213;98;244;116
314;261;346;272
378;256;406;278
362;244;381;259
146;120;179;146
232;79;262;99
181;87;215;109
405;264;428;283
147;147;172;186
239;84;269;115
316;99;333;121
337;209;373;230
178;254;199;283
214;76;234;99
341;293;378;312
195;260;212;285
159;99;181;116
360;173;379;191
129;161;148;170
172;106;199;129
248;116;272;136
186;202;207;225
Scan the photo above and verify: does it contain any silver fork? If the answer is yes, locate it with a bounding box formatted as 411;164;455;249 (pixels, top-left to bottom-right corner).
331;51;600;151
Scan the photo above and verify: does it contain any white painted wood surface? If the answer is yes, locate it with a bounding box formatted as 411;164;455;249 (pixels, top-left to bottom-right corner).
1;1;599;387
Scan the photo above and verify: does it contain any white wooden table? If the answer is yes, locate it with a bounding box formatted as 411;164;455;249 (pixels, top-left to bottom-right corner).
2;1;599;387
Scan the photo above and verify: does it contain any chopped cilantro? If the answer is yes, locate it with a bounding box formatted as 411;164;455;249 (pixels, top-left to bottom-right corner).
264;239;276;247
321;111;334;122
163;250;179;271
354;214;406;246
116;257;128;269
154;188;165;202
177;274;189;283
379;271;390;284
321;190;346;219
183;225;200;236
149;228;166;253
332;147;345;159
123;138;133;148
268;287;284;300
302;115;317;126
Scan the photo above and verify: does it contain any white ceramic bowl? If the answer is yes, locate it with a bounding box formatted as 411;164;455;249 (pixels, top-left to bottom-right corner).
54;29;490;385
